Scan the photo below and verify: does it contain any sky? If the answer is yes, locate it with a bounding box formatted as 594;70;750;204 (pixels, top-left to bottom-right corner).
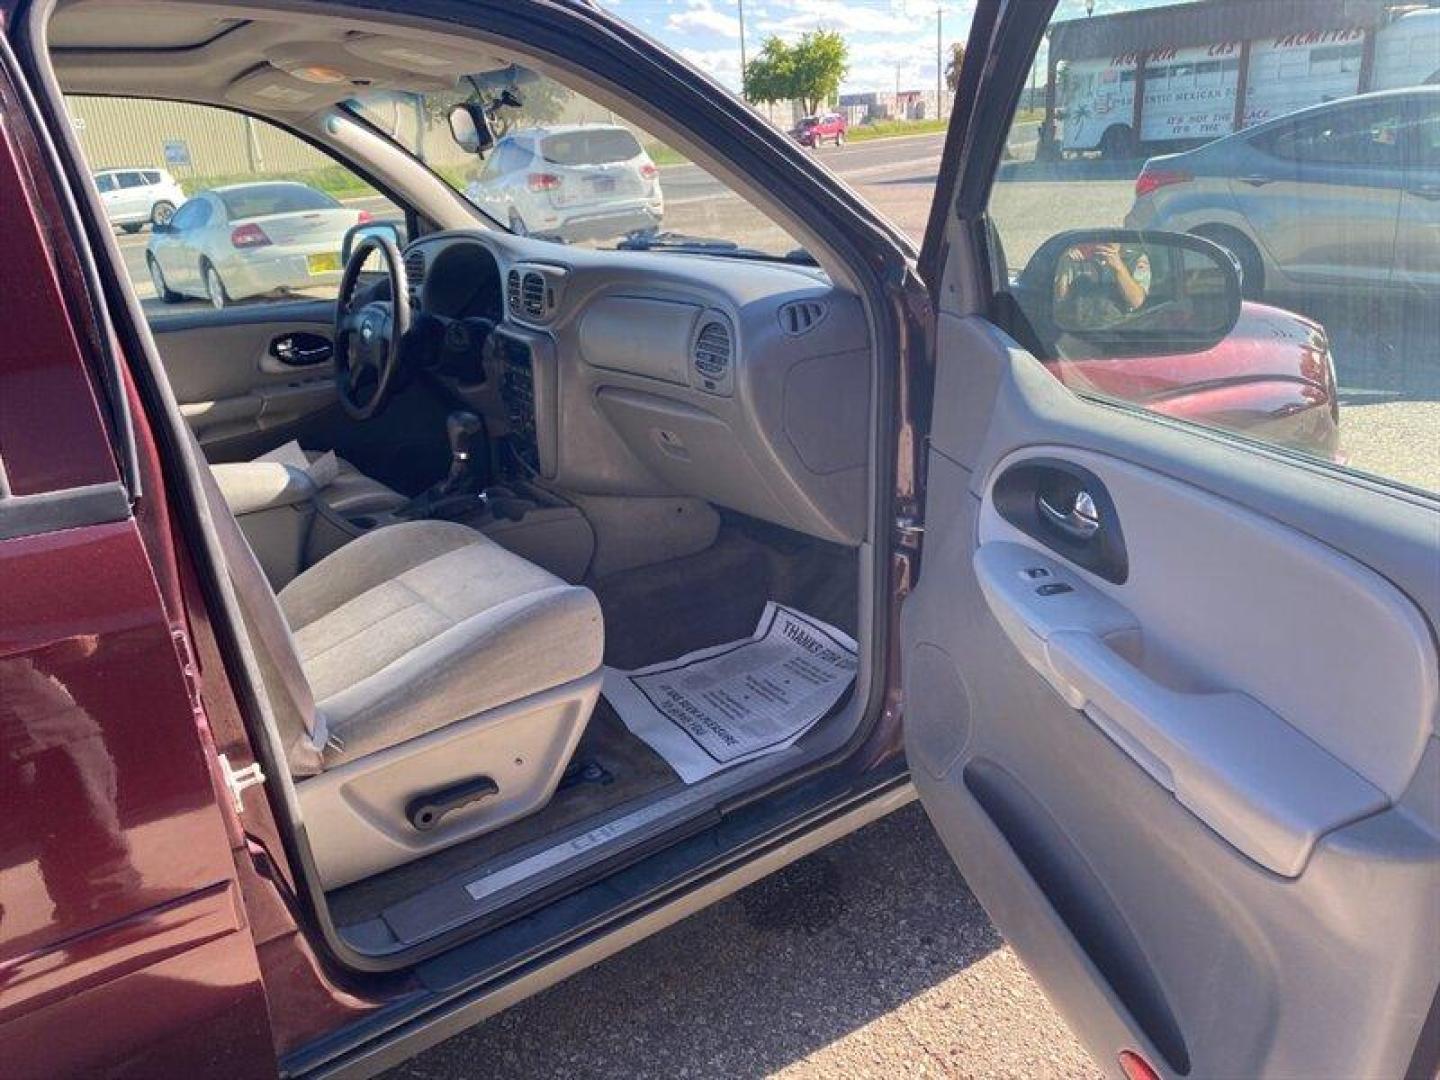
599;0;1181;96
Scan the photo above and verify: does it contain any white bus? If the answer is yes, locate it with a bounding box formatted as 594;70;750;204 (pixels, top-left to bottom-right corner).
1058;8;1439;156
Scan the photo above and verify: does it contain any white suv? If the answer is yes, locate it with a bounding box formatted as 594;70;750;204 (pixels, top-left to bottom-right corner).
93;166;188;233
465;124;663;242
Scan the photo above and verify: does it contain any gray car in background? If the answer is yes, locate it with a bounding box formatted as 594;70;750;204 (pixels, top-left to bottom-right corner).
1126;88;1439;299
146;181;368;308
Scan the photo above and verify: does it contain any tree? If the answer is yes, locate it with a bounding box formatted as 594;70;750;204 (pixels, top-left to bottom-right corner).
945;42;966;94
743;30;848;117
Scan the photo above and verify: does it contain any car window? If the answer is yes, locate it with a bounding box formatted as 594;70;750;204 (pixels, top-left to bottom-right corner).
93;172;115;192
66;96;405;314
346;72;804;258
985;1;1438;494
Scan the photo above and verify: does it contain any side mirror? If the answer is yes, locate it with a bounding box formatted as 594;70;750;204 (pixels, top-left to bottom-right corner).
448;102;496;156
341;219;406;265
1014;228;1242;358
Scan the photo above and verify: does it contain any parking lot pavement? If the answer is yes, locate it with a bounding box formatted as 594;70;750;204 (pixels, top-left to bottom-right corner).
383;803;1100;1080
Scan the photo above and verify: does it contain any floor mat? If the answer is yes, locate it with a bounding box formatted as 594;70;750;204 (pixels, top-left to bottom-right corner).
328;700;677;926
603;603;858;784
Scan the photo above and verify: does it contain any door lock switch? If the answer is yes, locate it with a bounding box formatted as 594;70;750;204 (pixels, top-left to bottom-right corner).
1035;582;1074;597
1020;567;1051;580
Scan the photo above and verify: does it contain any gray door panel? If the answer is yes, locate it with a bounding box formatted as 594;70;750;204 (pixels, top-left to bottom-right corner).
903;313;1440;1077
149;301;340;460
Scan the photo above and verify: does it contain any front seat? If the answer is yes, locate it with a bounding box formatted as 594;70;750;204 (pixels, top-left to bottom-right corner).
202;456;604;889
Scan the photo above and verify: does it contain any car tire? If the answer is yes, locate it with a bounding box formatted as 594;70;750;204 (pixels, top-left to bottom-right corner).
202;261;229;310
120;223;143;234
1192;225;1265;300
151;201;176;228
1098;125;1135;161
509;211;529;237
147;255;182;303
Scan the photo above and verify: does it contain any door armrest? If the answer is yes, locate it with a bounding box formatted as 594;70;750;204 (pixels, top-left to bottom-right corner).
210;461;318;516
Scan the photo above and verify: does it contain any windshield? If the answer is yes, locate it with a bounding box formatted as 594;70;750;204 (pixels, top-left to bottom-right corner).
345;69;806;260
218;183;341;218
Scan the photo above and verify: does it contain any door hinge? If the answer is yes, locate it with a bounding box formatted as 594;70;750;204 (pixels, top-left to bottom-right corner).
895;514;925;546
219;753;266;814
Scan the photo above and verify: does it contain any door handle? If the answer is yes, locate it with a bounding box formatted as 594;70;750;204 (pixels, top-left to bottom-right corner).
1038;489;1101;541
1237;175;1274;187
270;334;333;367
1407;183;1440;201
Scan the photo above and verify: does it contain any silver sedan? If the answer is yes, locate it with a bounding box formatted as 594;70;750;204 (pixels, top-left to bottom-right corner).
145;181;368;308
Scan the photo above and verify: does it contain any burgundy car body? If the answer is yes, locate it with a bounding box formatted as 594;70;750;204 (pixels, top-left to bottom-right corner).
793;112;847;147
1047;301;1342;461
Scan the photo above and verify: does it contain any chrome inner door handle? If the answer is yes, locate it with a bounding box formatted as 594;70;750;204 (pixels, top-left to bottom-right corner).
1038;490;1101;540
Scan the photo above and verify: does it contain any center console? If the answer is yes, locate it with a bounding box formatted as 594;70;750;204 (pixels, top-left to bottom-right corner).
491;327;558;479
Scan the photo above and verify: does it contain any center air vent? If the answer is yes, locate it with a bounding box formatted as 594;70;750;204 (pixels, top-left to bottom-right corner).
506;269;522;316
404;249;426;289
521;271;546;319
778;299;826;335
692;317;734;395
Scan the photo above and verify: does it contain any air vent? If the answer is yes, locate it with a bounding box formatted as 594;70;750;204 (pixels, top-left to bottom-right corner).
521;271;546;319
778;299;826;335
693;319;733;382
506;269;522;316
404;249;426;288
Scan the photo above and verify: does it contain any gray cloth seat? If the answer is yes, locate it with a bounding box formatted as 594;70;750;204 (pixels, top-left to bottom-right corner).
276;519;603;768
247;447;409;517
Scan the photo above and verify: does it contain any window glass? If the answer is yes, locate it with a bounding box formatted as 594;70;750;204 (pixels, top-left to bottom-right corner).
991;1;1440;493
346;69;803;259
93;172;115;192
66;96;403;313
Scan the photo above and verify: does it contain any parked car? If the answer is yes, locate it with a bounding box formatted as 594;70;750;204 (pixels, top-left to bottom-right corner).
145;181;371;308
464;124;663;241
92;165;186;232
1126;88;1440;299
792;112;847;147
4;1;1437;1079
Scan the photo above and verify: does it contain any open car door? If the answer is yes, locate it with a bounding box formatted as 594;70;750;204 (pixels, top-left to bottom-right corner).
902;3;1440;1078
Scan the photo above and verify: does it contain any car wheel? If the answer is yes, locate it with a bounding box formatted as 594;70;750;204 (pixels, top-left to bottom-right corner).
1099;125;1135;161
1192;225;1265;300
202;261;229;310
120;223;143;234
509;211;529;237
147;255;182;303
151;201;176;228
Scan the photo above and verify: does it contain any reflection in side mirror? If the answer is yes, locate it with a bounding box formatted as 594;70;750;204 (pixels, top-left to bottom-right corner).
1016;229;1242;359
341;219;406;265
448;102;496;156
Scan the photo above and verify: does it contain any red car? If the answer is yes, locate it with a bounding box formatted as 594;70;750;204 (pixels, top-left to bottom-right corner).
792;112;848;147
2;1;1434;1079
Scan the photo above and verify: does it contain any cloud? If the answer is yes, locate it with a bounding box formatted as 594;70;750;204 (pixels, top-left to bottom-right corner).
667;0;741;39
757;0;912;37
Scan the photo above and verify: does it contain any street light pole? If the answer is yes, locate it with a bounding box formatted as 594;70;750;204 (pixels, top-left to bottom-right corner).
738;0;748;100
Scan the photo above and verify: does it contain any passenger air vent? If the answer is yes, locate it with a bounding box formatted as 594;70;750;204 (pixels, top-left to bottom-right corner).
521;271;546;319
404;249;426;289
778;299;826;335
506;269;522;317
692;318;734;395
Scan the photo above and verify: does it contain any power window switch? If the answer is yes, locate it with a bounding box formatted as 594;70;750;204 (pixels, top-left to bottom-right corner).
1035;582;1074;597
1019;567;1051;581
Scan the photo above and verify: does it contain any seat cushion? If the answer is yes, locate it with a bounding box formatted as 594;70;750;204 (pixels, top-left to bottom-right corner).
277;520;603;767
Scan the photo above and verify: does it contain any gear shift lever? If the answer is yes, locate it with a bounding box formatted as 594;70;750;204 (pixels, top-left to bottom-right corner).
441;410;484;496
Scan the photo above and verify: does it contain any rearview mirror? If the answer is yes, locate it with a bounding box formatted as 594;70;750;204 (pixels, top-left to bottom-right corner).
1014;229;1242;359
448;102;496;156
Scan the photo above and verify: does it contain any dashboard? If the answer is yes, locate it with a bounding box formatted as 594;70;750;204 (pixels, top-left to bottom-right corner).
404;230;872;546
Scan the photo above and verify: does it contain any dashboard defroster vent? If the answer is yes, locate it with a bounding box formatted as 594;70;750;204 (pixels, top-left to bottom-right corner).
778;299;826;335
521;271;546;319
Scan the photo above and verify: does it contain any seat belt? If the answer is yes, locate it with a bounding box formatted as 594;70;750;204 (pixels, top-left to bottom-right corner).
191;432;329;776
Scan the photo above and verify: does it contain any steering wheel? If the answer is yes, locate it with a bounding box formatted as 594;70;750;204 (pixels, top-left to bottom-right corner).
334;233;411;420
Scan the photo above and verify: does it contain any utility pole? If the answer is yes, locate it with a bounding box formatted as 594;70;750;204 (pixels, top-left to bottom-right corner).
737;0;748;100
936;4;943;120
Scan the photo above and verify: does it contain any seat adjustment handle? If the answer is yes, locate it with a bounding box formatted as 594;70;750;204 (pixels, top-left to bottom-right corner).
406;775;500;831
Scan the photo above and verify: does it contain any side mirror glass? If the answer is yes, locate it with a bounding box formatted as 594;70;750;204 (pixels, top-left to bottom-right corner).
448;102;496;156
1015;229;1242;358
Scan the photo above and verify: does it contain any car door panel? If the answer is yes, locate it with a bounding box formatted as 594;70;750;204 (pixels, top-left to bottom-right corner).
904;311;1440;1078
149;300;340;458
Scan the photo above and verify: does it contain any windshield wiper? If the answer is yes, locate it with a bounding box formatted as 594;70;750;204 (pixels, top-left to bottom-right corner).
617;230;816;265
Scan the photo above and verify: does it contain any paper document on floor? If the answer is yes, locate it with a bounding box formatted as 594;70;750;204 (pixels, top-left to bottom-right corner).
602;602;857;784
